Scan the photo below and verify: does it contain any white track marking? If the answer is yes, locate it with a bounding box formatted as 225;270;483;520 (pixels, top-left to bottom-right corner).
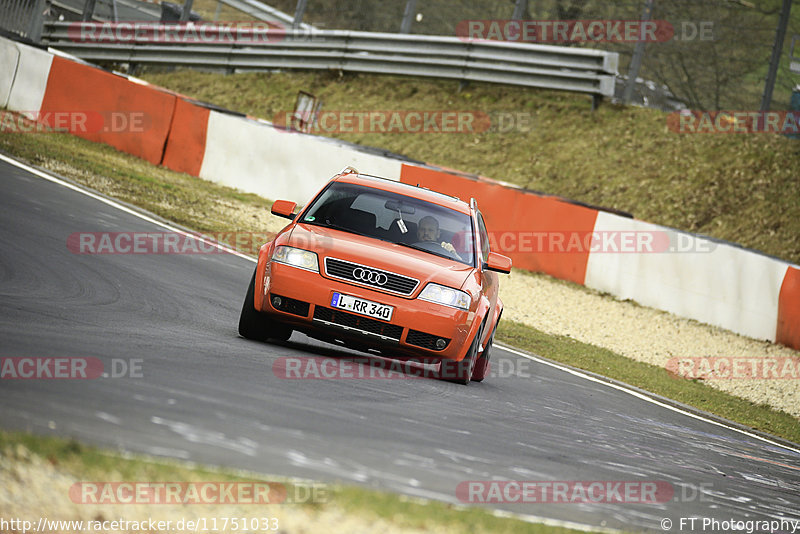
0;153;256;262
496;342;800;455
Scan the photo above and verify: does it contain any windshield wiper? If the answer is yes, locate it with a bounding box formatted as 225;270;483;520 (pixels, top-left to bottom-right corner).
303;219;370;238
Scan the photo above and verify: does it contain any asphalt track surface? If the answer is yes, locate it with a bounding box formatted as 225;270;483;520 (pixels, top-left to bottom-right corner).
1;155;799;533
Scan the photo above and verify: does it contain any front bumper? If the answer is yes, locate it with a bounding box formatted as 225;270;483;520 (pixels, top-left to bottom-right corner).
259;261;474;362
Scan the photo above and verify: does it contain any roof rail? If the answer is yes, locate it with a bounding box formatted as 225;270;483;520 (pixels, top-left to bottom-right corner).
339;166;359;175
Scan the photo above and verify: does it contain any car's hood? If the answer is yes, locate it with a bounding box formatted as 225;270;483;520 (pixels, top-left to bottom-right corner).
287;223;474;292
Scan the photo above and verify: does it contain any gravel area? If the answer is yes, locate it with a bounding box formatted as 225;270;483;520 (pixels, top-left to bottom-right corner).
499;269;800;419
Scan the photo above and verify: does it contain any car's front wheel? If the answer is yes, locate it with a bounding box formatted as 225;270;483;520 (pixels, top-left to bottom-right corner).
441;324;482;385
470;325;495;382
238;269;292;342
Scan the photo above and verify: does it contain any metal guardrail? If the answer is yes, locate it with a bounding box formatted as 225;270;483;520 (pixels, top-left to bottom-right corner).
42;21;619;98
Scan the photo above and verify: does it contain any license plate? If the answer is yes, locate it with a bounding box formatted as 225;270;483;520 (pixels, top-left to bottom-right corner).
331;292;394;321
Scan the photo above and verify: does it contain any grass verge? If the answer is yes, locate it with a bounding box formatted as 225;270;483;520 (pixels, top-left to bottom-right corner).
0;431;582;534
0;127;276;235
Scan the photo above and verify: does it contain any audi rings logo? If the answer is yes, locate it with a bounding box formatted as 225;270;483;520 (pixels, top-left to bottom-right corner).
352;267;388;286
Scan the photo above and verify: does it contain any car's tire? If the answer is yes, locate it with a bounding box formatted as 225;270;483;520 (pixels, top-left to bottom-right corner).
470;325;494;382
441;324;482;385
238;269;292;342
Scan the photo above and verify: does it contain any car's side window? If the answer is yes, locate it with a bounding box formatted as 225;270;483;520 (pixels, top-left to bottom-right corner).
477;212;490;263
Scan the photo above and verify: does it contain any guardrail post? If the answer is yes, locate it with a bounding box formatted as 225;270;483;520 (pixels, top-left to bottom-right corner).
293;0;308;29
81;0;97;21
622;0;654;104
400;0;417;33
27;0;46;42
511;0;528;20
760;0;793;111
179;0;195;22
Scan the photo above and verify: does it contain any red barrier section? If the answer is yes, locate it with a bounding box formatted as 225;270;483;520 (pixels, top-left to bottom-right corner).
400;164;598;284
39;57;176;165
161;98;210;176
776;266;800;350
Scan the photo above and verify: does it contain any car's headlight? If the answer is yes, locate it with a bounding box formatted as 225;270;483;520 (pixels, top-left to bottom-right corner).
419;283;471;310
272;246;319;272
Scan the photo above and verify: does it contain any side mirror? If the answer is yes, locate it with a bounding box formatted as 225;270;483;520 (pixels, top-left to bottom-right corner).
271;200;297;220
484;252;512;274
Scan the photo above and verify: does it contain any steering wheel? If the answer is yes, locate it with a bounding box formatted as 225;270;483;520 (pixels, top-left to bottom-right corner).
413;241;462;261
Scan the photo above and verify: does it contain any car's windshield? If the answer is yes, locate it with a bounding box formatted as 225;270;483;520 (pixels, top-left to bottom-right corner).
300;182;475;266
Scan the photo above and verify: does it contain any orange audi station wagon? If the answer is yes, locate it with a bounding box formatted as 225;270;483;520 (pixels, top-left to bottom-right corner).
239;167;511;384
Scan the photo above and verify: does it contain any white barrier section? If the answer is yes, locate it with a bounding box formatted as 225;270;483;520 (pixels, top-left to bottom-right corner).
5;40;53;116
200;112;403;204
0;37;21;108
584;211;789;342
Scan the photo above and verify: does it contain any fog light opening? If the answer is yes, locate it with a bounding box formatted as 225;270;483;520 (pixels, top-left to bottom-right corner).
271;295;282;309
435;338;447;350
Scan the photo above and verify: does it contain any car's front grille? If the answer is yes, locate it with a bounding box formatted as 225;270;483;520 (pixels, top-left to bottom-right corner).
324;258;419;296
406;330;450;351
270;294;310;317
313;306;403;341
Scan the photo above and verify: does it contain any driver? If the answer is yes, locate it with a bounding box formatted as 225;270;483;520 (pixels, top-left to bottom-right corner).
417;216;457;254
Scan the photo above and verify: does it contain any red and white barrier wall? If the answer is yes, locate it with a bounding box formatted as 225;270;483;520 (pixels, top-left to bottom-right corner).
1;34;798;350
2;39;52;115
196;111;403;203
584;212;790;342
0;38;22;107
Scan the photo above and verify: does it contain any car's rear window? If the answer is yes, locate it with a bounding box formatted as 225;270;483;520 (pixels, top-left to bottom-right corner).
300;182;475;266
